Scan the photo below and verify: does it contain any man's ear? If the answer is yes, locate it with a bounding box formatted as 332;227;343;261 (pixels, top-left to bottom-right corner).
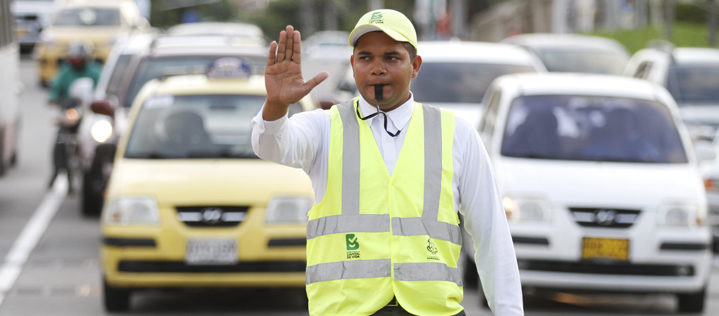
410;55;422;79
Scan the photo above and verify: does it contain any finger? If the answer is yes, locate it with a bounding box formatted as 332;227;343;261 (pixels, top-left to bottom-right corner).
284;26;294;62
303;72;329;93
276;30;287;62
267;41;277;66
292;30;302;64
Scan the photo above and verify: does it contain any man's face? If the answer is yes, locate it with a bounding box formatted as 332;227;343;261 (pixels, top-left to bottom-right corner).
351;31;421;111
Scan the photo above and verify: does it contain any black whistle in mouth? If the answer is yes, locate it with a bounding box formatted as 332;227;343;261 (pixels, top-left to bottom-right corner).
374;84;384;102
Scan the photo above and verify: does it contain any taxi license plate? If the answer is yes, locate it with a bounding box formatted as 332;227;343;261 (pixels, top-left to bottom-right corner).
186;239;237;265
581;237;629;261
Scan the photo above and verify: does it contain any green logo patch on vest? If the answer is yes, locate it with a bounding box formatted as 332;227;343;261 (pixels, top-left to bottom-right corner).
346;234;360;259
346;234;359;250
427;238;439;260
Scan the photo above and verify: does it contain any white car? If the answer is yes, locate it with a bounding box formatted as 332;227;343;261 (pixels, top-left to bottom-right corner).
477;73;711;313
412;41;546;128
502;33;630;75
624;45;719;142
328;41;545;125
79;31;268;216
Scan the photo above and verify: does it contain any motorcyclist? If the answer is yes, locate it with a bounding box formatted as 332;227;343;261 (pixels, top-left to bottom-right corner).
48;42;102;103
47;42;102;193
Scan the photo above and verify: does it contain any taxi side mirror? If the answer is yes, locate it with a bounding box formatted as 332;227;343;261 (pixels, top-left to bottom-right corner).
91;100;115;118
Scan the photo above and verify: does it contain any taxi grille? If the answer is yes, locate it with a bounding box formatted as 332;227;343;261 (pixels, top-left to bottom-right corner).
569;207;641;228
176;206;249;227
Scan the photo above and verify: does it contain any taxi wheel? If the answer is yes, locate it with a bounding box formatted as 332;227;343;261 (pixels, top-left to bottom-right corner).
103;279;131;312
677;287;706;313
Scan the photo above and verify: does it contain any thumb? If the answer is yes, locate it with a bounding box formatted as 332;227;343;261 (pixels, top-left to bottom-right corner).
302;72;329;94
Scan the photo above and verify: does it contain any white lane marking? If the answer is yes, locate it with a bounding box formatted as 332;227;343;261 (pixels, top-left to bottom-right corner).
0;175;67;306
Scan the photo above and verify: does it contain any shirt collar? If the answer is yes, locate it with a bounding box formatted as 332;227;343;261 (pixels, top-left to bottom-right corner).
357;93;415;130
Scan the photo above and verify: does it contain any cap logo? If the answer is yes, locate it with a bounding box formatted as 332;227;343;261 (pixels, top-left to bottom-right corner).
369;12;383;24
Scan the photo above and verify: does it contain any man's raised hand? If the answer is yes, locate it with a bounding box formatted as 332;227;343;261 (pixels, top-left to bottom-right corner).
263;25;328;121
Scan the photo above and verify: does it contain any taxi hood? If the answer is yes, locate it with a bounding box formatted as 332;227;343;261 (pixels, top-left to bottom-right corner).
108;159;313;205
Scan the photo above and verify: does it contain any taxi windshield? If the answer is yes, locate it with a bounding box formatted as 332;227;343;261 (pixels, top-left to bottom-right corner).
53;8;121;26
411;63;535;103
124;94;265;159
501;95;687;163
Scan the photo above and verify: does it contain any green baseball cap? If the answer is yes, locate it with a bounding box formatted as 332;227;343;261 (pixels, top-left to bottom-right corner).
349;9;417;49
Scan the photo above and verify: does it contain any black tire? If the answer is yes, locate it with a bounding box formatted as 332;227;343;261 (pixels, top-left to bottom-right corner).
677;288;706;313
81;170;104;216
103;279;131;312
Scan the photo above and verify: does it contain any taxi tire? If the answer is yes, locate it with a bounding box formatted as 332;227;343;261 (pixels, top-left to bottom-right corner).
677;287;706;313
103;279;131;312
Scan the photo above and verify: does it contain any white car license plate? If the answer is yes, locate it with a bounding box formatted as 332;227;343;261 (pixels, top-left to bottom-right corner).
185;239;237;265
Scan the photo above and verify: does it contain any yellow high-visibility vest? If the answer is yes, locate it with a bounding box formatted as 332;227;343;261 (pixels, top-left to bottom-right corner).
306;98;463;316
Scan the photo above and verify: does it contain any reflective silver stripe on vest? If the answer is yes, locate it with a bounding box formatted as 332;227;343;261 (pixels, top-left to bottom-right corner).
307;214;390;239
391;217;462;244
306;259;392;284
394;262;463;286
338;100;361;216
422;105;443;222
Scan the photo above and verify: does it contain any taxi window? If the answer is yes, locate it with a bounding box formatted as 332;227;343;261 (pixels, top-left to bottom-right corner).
124;55;266;108
53;8;121;26
500;95;687;163
412;62;535;103
125;94;265;159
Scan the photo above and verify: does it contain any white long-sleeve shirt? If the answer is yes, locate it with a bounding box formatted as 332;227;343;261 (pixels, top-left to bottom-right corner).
251;93;523;315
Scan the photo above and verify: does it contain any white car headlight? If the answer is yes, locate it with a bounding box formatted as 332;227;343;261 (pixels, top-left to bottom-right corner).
103;196;160;225
503;196;552;222
90;119;113;143
657;204;703;227
265;196;312;224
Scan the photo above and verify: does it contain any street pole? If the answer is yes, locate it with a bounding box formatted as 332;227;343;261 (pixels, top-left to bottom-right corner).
710;0;718;46
301;0;316;36
664;0;674;39
450;0;467;39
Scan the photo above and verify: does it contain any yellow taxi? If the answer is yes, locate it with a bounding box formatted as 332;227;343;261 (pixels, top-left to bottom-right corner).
100;58;315;311
34;0;149;87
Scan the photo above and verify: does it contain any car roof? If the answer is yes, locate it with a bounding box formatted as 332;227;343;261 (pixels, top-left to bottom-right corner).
495;73;666;101
502;33;628;53
418;41;542;65
148;34;267;57
671;47;719;64
167;22;266;46
150;74;267;96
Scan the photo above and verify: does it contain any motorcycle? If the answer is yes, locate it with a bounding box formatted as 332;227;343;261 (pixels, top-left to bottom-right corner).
48;77;93;193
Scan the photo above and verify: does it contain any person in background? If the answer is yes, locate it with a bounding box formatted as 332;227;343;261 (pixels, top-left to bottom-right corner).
252;9;523;316
48;42;102;103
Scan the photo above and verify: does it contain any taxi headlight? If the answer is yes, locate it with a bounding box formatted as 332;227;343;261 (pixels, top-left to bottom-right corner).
657;204;704;227
265;196;312;224
103;196;160;225
90;119;113;143
504;196;551;222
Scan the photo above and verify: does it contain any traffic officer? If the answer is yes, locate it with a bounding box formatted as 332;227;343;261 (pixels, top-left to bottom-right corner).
252;9;523;316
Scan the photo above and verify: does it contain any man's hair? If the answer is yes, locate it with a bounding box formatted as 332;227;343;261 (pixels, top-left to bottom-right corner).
402;42;417;61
